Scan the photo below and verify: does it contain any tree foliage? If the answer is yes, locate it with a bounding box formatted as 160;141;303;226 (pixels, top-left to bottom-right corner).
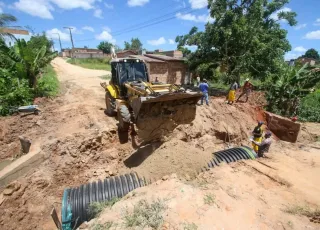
124;38;143;51
298;90;320;122
176;0;297;82
302;48;320;60
97;41;113;54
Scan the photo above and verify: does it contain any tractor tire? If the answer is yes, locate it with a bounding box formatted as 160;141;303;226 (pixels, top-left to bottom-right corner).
105;91;116;117
118;105;130;132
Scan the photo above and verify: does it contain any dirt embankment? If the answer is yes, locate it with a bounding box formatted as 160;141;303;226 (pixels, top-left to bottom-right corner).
0;58;319;230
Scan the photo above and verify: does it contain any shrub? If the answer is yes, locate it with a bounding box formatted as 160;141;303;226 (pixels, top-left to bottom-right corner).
35;65;59;97
298;90;320;122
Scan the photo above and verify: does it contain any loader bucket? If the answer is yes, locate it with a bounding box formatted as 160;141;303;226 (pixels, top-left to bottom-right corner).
130;91;203;141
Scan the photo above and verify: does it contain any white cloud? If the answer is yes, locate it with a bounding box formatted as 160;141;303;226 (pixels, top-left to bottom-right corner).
176;12;212;23
270;7;291;22
12;0;99;19
284;52;299;61
294;24;307;30
189;0;207;9
13;0;54;19
304;30;320;40
147;37;166;46
82;26;94;32
314;18;320;26
102;26;111;32
104;3;113;9
95;30;116;43
94;8;103;19
128;0;149;7
46;28;70;41
169;39;175;45
50;0;95;10
0;1;4;13
293;46;307;52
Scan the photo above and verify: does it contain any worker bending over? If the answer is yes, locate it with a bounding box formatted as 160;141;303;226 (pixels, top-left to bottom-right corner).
252;121;264;153
237;78;253;103
252;131;272;157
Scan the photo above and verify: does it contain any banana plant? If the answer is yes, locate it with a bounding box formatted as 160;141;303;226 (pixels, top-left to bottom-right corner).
266;62;320;116
0;39;57;88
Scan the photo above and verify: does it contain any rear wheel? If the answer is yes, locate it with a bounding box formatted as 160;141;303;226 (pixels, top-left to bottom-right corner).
105;91;116;116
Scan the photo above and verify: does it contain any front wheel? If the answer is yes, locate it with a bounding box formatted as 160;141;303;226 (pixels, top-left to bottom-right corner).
105;91;116;116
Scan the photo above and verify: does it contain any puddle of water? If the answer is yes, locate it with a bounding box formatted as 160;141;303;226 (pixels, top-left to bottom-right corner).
0;159;14;171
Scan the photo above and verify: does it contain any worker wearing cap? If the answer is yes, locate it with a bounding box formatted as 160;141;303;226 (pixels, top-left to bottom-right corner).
252;121;264;153
252;131;272;157
199;79;209;106
237;78;253;103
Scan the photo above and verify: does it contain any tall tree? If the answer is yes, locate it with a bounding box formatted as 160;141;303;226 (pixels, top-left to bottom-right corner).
0;13;17;39
176;0;297;81
302;48;320;60
28;33;53;53
124;38;143;51
97;41;113;54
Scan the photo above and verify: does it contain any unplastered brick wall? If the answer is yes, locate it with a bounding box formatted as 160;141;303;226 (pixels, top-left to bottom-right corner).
147;62;168;83
167;62;187;84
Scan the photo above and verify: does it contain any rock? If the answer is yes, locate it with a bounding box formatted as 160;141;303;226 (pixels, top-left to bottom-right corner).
79;221;89;229
162;175;169;181
3;182;21;196
265;112;301;143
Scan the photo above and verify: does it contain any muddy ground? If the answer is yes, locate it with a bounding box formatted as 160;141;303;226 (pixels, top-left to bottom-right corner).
0;58;319;230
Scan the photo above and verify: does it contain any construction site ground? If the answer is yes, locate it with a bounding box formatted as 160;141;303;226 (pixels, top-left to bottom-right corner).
0;58;319;230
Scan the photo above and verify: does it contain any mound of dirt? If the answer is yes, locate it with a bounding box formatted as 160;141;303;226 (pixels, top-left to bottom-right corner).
122;139;213;181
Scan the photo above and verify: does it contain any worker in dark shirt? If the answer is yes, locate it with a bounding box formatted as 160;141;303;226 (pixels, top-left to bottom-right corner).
252;121;264;153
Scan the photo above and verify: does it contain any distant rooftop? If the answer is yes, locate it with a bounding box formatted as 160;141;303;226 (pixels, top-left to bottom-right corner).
129;55;165;63
144;54;186;62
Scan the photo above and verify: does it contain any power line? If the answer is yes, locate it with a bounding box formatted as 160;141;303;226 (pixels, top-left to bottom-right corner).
75;8;200;43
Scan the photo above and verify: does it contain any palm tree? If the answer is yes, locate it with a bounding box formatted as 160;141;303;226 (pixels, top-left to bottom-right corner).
0;13;17;40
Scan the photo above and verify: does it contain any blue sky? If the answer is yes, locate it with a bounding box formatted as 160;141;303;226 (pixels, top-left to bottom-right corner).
0;0;319;60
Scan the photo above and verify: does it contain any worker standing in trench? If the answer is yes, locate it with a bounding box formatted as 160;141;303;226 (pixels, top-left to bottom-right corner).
252;121;264;153
252;131;272;157
199;79;209;106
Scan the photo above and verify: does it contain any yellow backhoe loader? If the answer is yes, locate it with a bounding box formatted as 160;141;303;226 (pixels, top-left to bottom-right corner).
101;58;202;143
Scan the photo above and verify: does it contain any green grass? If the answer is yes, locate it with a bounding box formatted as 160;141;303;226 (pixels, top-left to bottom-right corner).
67;58;111;71
124;199;167;229
92;222;113;230
88;198;120;218
36;64;59;97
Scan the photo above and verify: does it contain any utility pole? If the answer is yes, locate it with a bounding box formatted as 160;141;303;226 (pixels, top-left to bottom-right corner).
63;27;75;58
52;33;62;51
51;39;55;52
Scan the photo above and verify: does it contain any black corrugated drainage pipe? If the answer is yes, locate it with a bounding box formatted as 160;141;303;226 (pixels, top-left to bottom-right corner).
61;147;256;230
61;172;147;230
203;146;257;171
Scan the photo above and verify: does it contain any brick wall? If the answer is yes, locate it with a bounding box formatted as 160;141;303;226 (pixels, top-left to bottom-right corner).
167;62;187;84
147;62;168;83
146;61;189;84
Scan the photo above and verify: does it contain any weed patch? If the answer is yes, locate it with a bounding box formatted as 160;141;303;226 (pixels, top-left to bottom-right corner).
88;198;120;218
124;199;167;229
